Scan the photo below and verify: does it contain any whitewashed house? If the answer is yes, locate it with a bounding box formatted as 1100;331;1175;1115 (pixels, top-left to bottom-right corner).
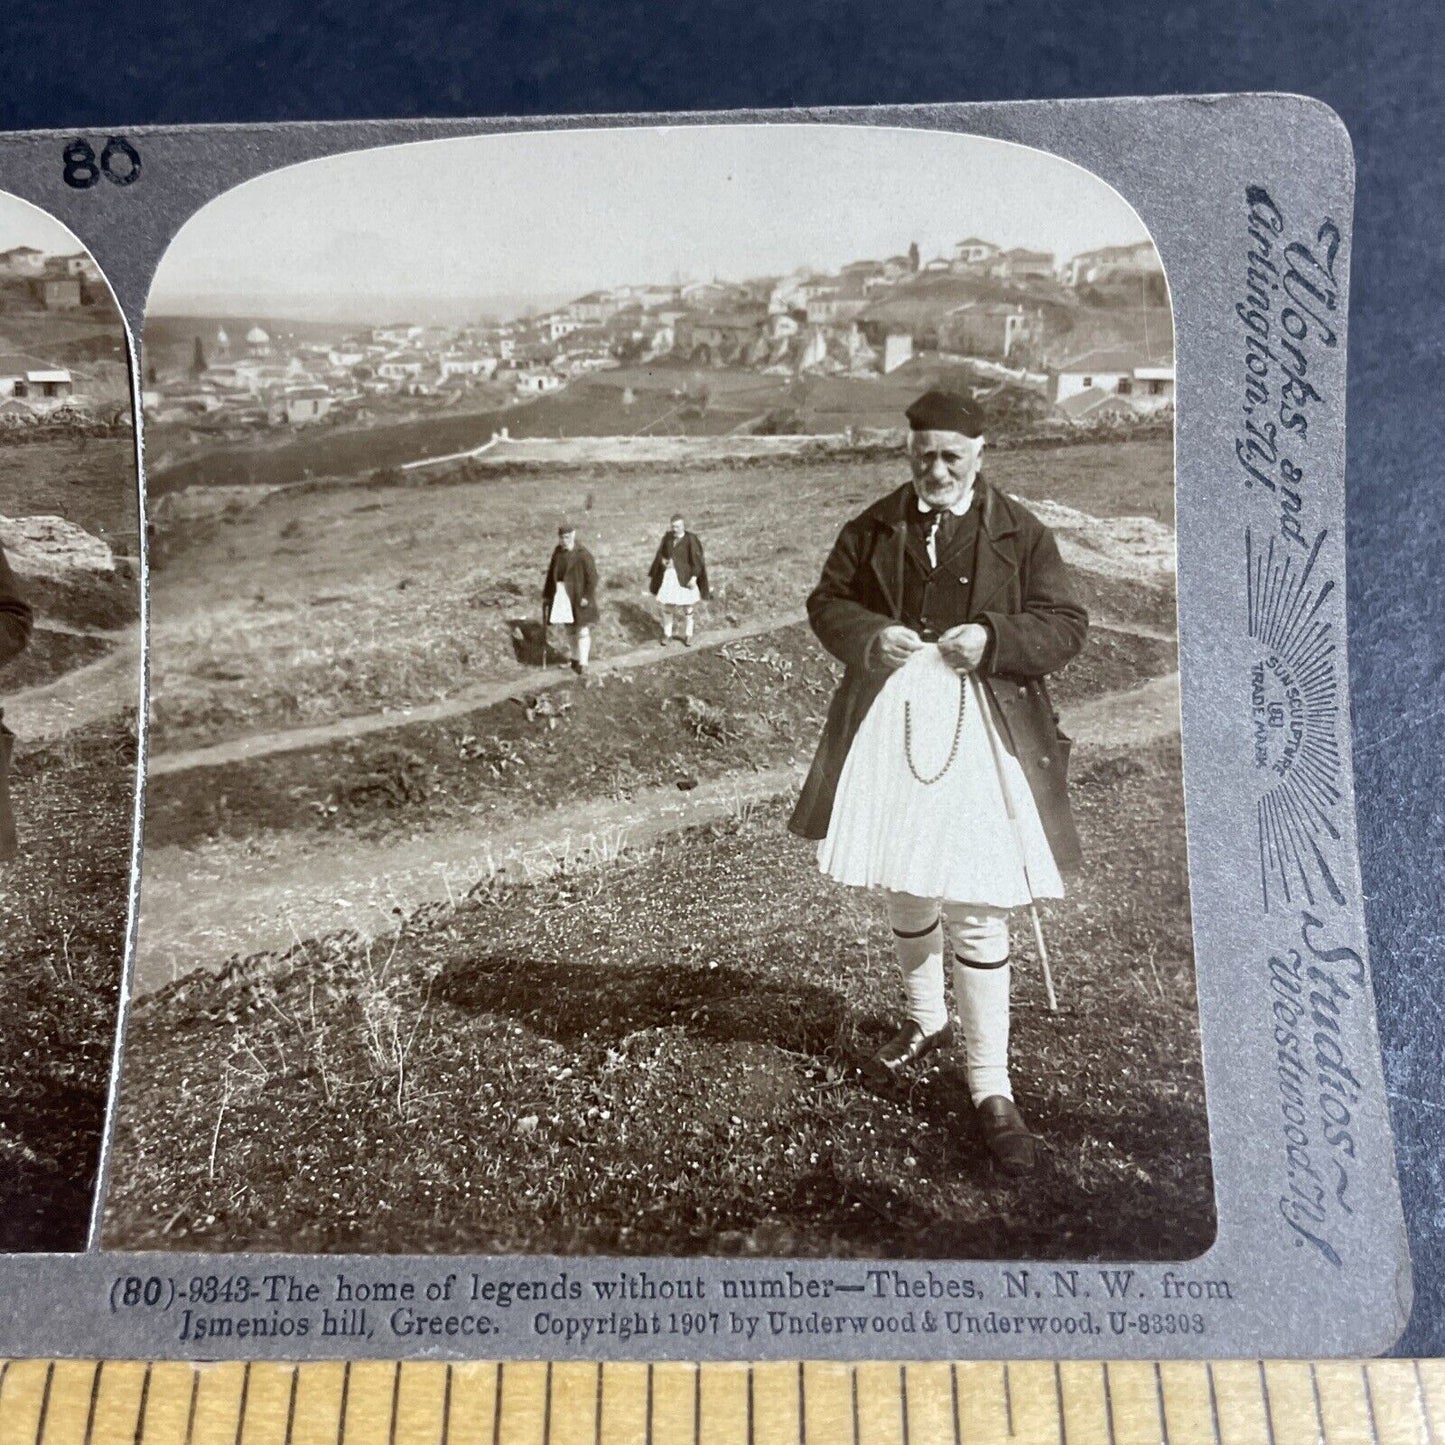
440;353;499;379
952;237;1000;268
1061;241;1162;288
1050;347;1176;417
377;352;428;382
0;353;74;410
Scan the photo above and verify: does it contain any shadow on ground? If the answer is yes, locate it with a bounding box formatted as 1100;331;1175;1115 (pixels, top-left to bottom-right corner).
438;949;854;1058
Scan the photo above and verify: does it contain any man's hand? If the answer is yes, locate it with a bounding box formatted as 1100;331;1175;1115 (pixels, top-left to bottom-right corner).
874;625;926;670
938;623;989;673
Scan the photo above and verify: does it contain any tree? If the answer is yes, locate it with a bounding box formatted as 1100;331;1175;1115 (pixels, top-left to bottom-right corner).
190;336;207;378
908;241;921;273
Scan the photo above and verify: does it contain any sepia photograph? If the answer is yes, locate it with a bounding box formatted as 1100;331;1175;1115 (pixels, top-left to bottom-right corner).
105;123;1209;1261
0;196;139;1249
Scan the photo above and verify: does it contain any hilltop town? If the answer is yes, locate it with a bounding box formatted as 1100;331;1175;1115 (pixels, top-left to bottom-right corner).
146;235;1175;442
0;243;129;427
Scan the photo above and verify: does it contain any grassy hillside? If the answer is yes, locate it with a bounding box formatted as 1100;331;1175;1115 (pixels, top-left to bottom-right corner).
0;720;136;1250
0;434;139;545
0;383;140;1249
108;737;1211;1260
146;617;1175;852
147;439;1175;752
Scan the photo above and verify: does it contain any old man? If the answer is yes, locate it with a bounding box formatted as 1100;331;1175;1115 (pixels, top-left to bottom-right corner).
542;521;600;679
648;511;710;646
0;538;34;860
789;390;1087;1173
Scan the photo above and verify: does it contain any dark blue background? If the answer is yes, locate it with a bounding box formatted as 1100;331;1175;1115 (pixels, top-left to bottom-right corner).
4;0;1439;1353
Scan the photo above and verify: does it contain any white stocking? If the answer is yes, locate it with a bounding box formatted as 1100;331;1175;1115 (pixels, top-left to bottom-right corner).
954;958;1012;1105
885;891;947;1035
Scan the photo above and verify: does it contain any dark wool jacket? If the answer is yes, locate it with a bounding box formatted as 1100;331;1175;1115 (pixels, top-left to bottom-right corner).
648;530;710;599
542;544;600;626
0;541;34;860
788;479;1089;872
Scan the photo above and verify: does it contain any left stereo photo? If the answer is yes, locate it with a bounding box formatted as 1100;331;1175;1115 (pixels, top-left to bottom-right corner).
0;192;140;1251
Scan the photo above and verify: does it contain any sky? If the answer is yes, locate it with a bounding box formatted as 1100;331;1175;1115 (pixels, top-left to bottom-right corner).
0;193;93;257
149;123;1155;322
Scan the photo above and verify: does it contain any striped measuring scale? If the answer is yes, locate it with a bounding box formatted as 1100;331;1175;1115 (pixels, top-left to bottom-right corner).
1;1357;1442;1443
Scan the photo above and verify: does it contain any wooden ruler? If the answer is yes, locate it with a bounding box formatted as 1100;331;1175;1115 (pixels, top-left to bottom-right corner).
1;1358;1441;1444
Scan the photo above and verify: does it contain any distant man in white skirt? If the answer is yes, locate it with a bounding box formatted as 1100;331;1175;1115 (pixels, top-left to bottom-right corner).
542;522;600;678
648;512;710;645
789;390;1088;1174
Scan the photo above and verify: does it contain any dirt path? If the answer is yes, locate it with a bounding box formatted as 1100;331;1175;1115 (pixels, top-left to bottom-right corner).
132;669;1180;996
148;610;810;777
148;614;1167;777
3;628;139;742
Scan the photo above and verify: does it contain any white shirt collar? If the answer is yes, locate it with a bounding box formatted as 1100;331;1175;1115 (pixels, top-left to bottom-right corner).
916;486;975;517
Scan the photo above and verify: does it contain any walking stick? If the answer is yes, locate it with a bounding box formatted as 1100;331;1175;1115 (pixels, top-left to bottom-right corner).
970;672;1060;1013
540;602;550;669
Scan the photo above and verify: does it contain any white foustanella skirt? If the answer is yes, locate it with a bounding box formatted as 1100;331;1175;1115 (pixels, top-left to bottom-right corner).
817;644;1064;906
656;561;702;607
548;588;575;625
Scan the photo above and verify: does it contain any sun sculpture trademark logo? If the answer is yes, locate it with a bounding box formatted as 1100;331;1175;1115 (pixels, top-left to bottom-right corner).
1247;527;1344;910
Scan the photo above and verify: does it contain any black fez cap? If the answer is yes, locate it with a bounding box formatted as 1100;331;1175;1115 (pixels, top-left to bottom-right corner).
906;389;985;437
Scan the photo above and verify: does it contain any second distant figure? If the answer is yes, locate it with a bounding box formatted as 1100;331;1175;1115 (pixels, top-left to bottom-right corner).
648;513;710;646
543;522;600;678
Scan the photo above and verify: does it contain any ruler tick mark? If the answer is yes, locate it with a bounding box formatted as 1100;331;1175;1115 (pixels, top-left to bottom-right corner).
1206;1363;1222;1445
234;1363;252;1445
1003;1363;1015;1437
442;1366;453;1445
1415;1360;1436;1445
336;1361;351;1445
1362;1364;1381;1445
283;1366;299;1445
183;1368;200;1445
132;1362;153;1445
1153;1363;1170;1445
1258;1362;1278;1445
82;1359;102;1445
33;1361;55;1445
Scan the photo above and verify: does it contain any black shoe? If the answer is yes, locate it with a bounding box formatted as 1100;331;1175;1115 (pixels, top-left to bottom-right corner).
570;659;582;674
861;1019;953;1087
659;637;670;646
682;636;692;647
975;1095;1037;1176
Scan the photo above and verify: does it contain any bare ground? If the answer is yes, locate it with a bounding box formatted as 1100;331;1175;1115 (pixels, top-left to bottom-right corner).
146;439;1176;752
133;670;1180;995
106;737;1212;1261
